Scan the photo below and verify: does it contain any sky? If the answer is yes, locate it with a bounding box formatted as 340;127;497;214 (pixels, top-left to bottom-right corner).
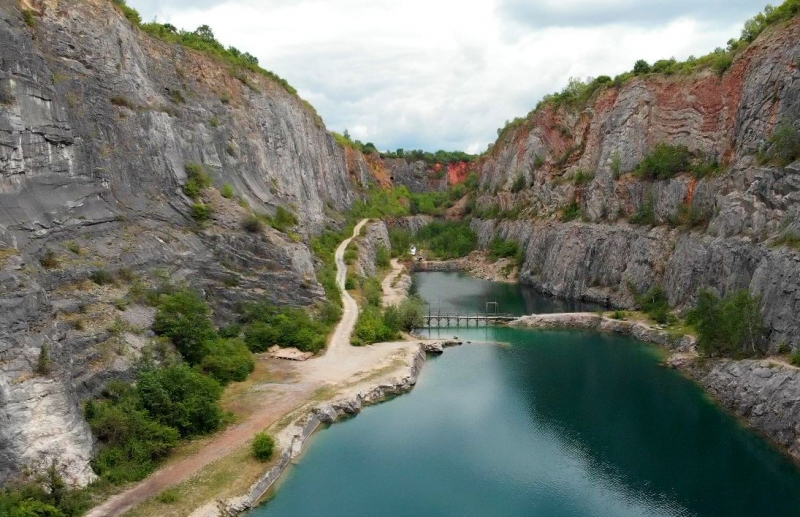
129;0;768;153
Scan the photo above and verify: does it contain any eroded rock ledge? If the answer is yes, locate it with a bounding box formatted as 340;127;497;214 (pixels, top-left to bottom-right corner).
190;341;459;517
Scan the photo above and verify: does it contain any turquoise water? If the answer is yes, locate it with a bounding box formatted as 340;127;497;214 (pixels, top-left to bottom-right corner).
248;273;800;517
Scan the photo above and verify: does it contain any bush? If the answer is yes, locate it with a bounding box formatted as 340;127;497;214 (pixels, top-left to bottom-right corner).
572;169;594;186
384;296;425;332
90;269;115;285
792;351;800;367
271;206;298;232
610;151;622;179
137;364;224;437
156;488;180;504
35;345;51;376
488;238;520;262
635;286;672;324
191;203;212;222
561;201;581;222
376;245;390;268
633;59;651;75
221;183;234;198
351;305;399;346
40;248;59;269
153;289;217;364
199;338;255;385
362;277;383;307
23;9;36;28
0;464;91;517
768;121;800;165
183;163;212;199
687;289;765;357
241;214;263;233
252;432;275;461
629;195;657;226
636;144;692;180
511;173;526;193
388;228;411;258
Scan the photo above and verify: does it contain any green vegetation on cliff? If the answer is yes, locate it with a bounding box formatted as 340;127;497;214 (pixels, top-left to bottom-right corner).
687;289;765;357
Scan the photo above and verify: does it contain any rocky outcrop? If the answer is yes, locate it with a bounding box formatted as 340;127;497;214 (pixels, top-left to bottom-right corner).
672;356;800;461
386;215;434;235
471;18;800;350
354;221;391;278
0;0;370;485
509;313;697;351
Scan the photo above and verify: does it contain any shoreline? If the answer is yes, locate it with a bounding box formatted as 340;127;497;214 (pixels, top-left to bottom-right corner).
189;340;458;517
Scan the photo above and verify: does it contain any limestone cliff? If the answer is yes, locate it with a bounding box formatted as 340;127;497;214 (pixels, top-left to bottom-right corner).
0;0;370;485
471;19;800;350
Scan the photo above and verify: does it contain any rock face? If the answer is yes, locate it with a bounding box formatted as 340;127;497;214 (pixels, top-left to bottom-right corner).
673;356;800;460
472;19;800;350
354;221;391;278
0;0;370;485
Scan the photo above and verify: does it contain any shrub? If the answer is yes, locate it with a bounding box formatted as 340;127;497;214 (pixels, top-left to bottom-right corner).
772;232;800;249
629;195;657;225
221;183;234;198
90;269;115;285
191;203;212;222
610;151;622;179
0;83;13;105
388;228;411;258
351;305;400;346
635;286;672;324
376;245;390;269
153;289;217;364
23;9;36;27
199;338;255;385
112;0;142;24
156;488;180;504
687;289;765;357
40;248;59;269
572;169;594;186
252;432;275;461
611;310;627;320
344;245;358;265
384;296;425;332
768;121;800;165
633;59;651;75
271;206;298;232
636;144;692;180
241;214;263;233
511;173;526;193
488;238;520;262
792;351;800;367
183;163;212;199
344;273;357;290
110;95;136;109
137;364;224;437
561;201;581;222
35;345;51;375
691;157;721;179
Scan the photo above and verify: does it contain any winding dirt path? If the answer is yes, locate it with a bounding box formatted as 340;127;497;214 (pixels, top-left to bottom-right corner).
88;219;398;517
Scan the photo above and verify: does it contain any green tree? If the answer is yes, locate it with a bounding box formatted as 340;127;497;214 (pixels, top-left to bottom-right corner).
153;290;217;364
252;432;275;461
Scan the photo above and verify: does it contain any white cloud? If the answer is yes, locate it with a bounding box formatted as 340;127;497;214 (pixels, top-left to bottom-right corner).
130;0;765;152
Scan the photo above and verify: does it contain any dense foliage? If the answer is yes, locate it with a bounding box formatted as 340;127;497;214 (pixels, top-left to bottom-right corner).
687;289;765;357
636;144;692;180
634;286;672;324
488;238;521;262
414;220;478;259
241;302;331;353
0;464;91;517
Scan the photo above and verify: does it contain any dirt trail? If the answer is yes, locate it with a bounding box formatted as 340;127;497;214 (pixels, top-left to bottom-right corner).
381;258;411;307
89;219;420;516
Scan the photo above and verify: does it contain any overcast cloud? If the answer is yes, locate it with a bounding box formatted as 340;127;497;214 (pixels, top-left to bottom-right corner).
129;0;766;153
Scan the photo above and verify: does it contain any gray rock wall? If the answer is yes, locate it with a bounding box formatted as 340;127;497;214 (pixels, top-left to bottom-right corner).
354;221;391;278
471;19;800;351
0;0;366;485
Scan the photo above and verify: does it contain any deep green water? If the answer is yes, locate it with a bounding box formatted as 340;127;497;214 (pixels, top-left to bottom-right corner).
249;273;800;517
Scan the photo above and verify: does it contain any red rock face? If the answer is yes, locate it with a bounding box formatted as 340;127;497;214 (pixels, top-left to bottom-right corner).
447;162;472;185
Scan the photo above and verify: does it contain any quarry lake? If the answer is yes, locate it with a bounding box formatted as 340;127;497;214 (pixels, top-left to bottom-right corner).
249;272;800;517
